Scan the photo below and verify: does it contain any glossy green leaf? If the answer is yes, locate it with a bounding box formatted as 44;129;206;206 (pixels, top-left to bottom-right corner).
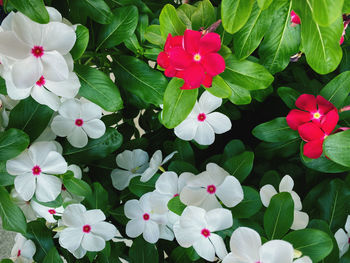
129;175;159;197
0;162;14;186
70;25;89;60
162;78;198;129
168;195;186;216
264;192;294;239
0;129;29;162
159;4;186;38
207;75;232;98
320;71;350;108
62;174;92;197
77;0;113;24
84;182;108;211
145;25;164;46
75;64;123;112
97;6;139;50
311;0;343;27
221;0;255;34
8;0;49;23
223;151;254;182
191;0;216;31
168;160;198;174
324;130;350;167
231;186;262;218
43;247;63;263
129;237;158;263
257;0;273;9
277;87;301;109
301;151;349;173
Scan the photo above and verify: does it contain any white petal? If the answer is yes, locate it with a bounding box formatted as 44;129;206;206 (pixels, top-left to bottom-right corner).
174;118;197;141
45;72;80;98
155;171;178;196
216;176;244;208
201;194;222;211
345;215;350;234
41;50;69;82
62;204;86;227
149;150;162;168
159;225;174;241
21;239;36;259
140;167;157;182
58;99;80;119
193;237;216;262
30;201;57;223
124;199;143;219
259;184;277;207
41;151;67;174
180;187;207;206
260;240;294;263
11;12;42;45
198;91;222;114
173;221;200;247
143;220;160;243
46;7;62;22
179;206;206;229
6;151;32;175
31;85;60;111
14;174;36;201
68;164;82;179
209;233;227;259
1;12;14;31
194;121;215;145
42;22;76;54
293;256;312;263
111;169;136;190
12;56;42;88
67;127;88;148
83;119;106;139
335;228;349;257
205;163;229;185
126;218;144;238
72;245;86;259
6;81;31;100
291;210;309;230
229;227;261;262
205;208;233;232
51;116;75;137
279;175;294;193
222;253;249;263
116;149;148;171
291;191;302;211
28;141;57;166
59;227;84;252
91;222;117;241
178;172;195;192
35;174;62;202
84;209;106;224
205;112;232;134
64;53;74;72
81;233;105;252
0;31;30;59
80;101;102;121
161;151;177;165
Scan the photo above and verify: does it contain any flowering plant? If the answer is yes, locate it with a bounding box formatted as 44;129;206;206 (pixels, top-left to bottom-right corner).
0;0;350;263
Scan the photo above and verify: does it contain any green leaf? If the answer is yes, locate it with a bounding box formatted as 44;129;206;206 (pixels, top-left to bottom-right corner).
0;186;27;235
162;78;198;129
159;4;186;38
0;162;14;186
283;229;333;262
8;97;54;142
145;25;164;46
223;151;254;182
301;152;349;173
207;75;232;98
84;182;108;211
168;195;186;215
77;0;113;24
75;64;123;112
168;160;198;174
63;128;123;163
324;130;350;167
43;247;63;263
191;0;216;31
1;259;13;263
264;192;294;239
259;1;301;74
170;247;192;263
97;6;139;50
8;0;49;23
257;0;273;9
173;139;195;164
233;2;274;60
320;71;350;108
62;174;92;197
277;87;301;109
222;139;246;163
231;186;262;218
129;237;159;263
0;129;29;162
311;0;343;27
293;0;343;74
252;117;299;143
221;0;255;34
129;175;159;197
32;194;63;208
113;56;168;106
70;25;89;60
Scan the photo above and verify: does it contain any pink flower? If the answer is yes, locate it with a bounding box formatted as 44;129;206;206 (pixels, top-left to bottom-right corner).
291;11;301;26
157;34;183;77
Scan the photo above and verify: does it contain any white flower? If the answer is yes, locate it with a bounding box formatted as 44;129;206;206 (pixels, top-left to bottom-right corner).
111;149;149;190
58;204;117;259
10;233;36;263
31;200;64;223
259;175;309;230
174;206;232;262
222;227;312;263
141;150;177;182
174;91;231;145
0;11;76;88
124;192;169;243
335;215;350;257
6;141;67;202
180;163;243;211
10;189;37;221
51;98;106;148
61;164;84;203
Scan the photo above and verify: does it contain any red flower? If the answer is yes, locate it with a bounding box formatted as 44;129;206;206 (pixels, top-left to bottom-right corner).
298;109;339;159
291;11;301;26
157;34;183;77
286;94;336;130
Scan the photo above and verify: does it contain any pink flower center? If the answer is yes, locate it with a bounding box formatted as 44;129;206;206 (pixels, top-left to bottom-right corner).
201;228;210;238
61;184;66;191
313;112;321;119
83;224;91;233
32;165;41;175
36;76;46;86
17;249;21;257
143;213;150;221
75;119;84;127
173;193;179;197
197;113;206;122
348;237;350;244
207;184;216;194
31;46;44;58
48;209;56;215
193;53;201;62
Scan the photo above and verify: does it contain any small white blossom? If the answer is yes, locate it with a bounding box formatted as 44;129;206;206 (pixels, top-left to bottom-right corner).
31;200;64;223
141;150;176;182
10;234;36;263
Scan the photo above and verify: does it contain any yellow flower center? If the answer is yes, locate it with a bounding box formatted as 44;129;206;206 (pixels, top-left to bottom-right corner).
313;112;321;119
194;53;201;62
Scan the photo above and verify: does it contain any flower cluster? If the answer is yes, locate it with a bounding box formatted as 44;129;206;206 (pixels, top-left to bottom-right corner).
157;29;225;89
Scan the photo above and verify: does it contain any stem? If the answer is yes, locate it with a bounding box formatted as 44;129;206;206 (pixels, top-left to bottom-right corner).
202;19;222;35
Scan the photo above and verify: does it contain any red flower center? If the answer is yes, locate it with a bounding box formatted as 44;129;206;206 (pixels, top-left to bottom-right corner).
173;193;179;197
207;184;216;194
201;228;210;238
32;165;41;175
48;209;56;215
143;213;150;221
36;76;46;86
313;112;321;119
17;249;21;257
75;119;84;127
61;184;66;191
193;53;201;62
31;46;44;58
348;237;350;244
197;113;206;122
83;225;91;233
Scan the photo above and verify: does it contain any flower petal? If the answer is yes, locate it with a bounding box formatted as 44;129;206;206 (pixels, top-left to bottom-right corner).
321;109;339;135
111;169;136;190
42;22;76;54
291;210;309;230
155;171;178;196
180;187;207;207
198;91;222;114
83;119;106;139
124;199;143;219
0;31;30;59
202;74;213;87
229;227;261;262
199;33;221;54
206;112;231;134
143;220;160;243
28;141;57;165
126;218;144;238
345;215;350;233
293;256;312;263
193;237;215;262
35;174;62;202
183;29;201;54
11;12;42;45
44;72;80;98
67;127;88;148
174;118;198;141
335;228;349;257
259;184;277;207
183;64;205;89
21;239;36;259
81;233;106;252
41;151;67;174
62;204;86;227
12;56;42;88
6;151;32;175
201;195;222;211
259;240;293;263
80;101;102;121
216;176;243;208
295;94;317;112
286;109;312;130
291;191;302;210
173;221;200;247
209;233;228;259
51;116;75;137
157;51;169;69
91;222;117;241
206;208;233;232
194;121;215;145
316;95;335;115
298;122;325;142
202;53;226;76
279;175;294;193
31;85;60;111
41;50;69;82
14;174;36;201
303;139;324;159
59;227;84;252
83;209;106;224
168;47;193;70
58;99;80;119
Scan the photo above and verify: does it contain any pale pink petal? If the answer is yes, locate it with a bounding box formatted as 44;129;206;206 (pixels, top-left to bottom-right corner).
216;176;243;207
205;112;232;134
35;174;62;202
14;174;36;201
83;119;106;139
51;116;75;137
81;233;105;251
41;50;69;82
67;127;88;148
259;184;277;207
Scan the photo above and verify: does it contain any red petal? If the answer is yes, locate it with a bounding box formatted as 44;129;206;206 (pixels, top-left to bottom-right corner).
286;109;312;130
164;66;177;77
316;95;335;115
340;35;345;45
157;52;169;69
164;34;173;52
291;11;301;24
199;33;221;55
180;82;196;90
169;47;193;70
183;30;201;55
298;122;325;141
184;64;205;89
171;36;183;47
202;53;226;76
295;94;317;112
202;74;213;88
303;139;324;159
321;109;339;135
175;70;185;78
